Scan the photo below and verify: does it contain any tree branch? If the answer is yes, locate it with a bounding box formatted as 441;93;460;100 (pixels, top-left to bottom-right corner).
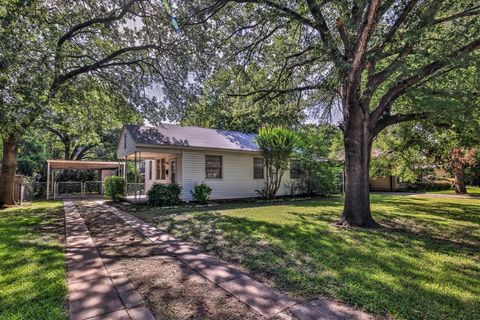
336;17;352;56
56;0;139;49
305;0;345;64
227;83;321;97
373;0;418;54
370;38;480;127
348;0;380;89
50;44;162;95
372;112;428;136
433;5;480;25
231;0;316;28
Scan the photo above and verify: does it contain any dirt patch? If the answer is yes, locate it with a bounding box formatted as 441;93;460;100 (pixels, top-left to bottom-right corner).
77;201;261;320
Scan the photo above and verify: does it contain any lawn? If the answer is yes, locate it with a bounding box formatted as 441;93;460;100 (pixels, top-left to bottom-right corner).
428;185;480;197
0;201;67;320
122;194;480;320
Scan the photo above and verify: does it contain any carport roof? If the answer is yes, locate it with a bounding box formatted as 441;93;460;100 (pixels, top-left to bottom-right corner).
47;160;122;170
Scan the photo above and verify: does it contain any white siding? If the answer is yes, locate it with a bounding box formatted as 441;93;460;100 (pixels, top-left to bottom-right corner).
144;154;182;193
116;128;136;159
180;150;291;201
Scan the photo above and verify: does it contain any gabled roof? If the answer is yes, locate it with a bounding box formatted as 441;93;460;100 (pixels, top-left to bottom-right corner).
124;124;259;152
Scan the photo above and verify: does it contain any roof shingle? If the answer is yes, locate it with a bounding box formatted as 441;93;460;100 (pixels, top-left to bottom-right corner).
125;124;259;152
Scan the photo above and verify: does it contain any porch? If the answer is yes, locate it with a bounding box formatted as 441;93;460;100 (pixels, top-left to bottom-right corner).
122;150;182;203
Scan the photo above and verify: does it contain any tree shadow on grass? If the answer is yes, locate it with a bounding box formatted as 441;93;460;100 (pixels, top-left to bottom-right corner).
139;198;480;320
0;203;67;320
78;202;262;320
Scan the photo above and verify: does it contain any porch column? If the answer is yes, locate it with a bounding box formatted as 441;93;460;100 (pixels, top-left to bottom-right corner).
124;156;127;179
134;151;138;203
52;169;56;200
46;162;50;200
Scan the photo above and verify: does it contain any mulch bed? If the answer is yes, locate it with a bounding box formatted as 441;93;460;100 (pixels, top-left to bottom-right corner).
77;202;261;320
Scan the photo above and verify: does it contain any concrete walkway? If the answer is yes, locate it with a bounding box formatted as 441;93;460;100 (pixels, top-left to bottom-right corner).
64;201;155;320
98;201;374;320
372;191;480;199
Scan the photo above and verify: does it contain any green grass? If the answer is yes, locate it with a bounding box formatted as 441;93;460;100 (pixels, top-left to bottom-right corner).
125;195;480;320
0;202;67;320
428;186;480;196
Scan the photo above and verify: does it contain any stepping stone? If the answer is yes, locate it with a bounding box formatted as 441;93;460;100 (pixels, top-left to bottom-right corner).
66;246;101;263
127;306;156;320
118;289;145;308
176;252;243;284
67;263;109;285
69;277;124;320
67;235;96;247
110;271;136;293
219;275;297;318
101;257;122;273
87;309;131;320
67;254;104;272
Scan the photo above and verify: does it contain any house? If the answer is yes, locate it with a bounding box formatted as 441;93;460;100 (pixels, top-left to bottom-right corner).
117;124;293;201
369;176;404;192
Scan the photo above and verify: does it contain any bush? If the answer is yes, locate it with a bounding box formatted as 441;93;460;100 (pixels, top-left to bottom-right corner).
404;181;452;192
104;176;126;201
256;126;299;198
148;183;181;207
191;182;212;204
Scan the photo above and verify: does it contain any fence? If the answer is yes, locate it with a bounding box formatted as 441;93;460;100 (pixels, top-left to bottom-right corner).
84;181;103;195
55;181;83;199
126;183;145;196
16;179;146;201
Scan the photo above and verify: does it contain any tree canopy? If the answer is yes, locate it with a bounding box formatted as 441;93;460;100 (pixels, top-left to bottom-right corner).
178;0;480;226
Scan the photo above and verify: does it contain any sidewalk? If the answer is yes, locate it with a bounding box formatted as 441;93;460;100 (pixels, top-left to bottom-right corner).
99;201;374;320
64;200;155;320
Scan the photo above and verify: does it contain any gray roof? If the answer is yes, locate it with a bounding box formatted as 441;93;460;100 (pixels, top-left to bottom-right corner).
125;124;259;152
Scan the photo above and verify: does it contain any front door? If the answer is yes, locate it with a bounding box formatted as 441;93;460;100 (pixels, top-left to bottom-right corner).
171;160;176;183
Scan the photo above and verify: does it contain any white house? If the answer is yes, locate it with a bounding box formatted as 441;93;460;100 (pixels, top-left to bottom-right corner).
117;123;293;201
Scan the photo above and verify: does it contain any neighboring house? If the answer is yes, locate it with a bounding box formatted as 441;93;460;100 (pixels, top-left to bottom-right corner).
117;124;292;201
369;176;404;192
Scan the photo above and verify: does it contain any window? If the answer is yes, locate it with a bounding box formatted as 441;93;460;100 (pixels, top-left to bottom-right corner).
205;155;222;178
156;158;166;180
161;158;166;180
253;157;264;179
148;160;152;180
123;133;127;149
290;160;304;179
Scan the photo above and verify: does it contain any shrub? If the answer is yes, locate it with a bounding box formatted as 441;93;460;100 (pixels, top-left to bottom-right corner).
191;182;212;204
104;176;126;201
148;183;181;207
256;126;299;198
404;181;452;192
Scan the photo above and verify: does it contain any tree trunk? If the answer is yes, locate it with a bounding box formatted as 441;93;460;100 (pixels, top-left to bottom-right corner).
338;107;379;227
454;163;467;194
0;133;19;205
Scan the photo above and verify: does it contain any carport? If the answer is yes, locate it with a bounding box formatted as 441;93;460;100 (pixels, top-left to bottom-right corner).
46;160;126;200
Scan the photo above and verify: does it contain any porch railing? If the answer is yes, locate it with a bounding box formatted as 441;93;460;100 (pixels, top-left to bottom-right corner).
126;183;145;196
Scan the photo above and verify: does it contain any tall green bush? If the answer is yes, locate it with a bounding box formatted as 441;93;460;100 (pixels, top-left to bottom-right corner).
256;126;299;198
295;125;343;195
147;183;181;207
104;176;126;201
191;182;212;204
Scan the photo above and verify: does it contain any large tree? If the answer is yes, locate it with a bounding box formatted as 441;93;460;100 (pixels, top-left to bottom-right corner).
182;64;306;132
373;124;480;194
0;0;192;205
42;78;142;161
372;65;480;193
183;0;480;226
